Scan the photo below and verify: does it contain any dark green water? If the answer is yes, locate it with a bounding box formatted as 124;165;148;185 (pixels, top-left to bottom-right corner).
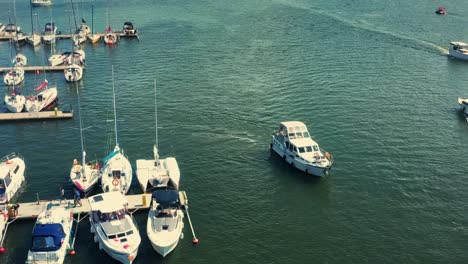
1;0;468;263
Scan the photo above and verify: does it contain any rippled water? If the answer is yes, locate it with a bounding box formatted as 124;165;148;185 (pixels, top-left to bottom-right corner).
1;0;468;263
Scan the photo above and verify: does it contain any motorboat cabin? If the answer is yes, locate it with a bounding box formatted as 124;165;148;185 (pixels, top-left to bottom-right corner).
449;42;468;61
123;22;137;35
271;121;333;177
88;192;141;263
0;153;25;204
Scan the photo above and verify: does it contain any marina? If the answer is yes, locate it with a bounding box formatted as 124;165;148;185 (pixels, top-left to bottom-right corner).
0;110;73;122
1;0;468;263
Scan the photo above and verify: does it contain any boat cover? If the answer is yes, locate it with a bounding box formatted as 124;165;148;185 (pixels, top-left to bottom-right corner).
31;223;66;252
152;189;179;206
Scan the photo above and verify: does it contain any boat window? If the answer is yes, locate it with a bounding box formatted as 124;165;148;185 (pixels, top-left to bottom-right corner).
285;141;290;149
126;230;134;236
296;132;303;138
306;146;313;152
293;146;298;153
303;132;310;138
4;173;11;186
112;170;121;179
298;147;306;153
288;144;293;152
108;234;117;239
0;179;6;192
99;209;125;222
288;133;296;139
13;165;19;174
117;233;126;238
32;236;55;250
313;146;319;151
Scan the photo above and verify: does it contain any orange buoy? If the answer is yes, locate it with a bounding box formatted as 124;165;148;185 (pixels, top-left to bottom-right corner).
192;238;199;244
69;250;75;255
0;247;5;253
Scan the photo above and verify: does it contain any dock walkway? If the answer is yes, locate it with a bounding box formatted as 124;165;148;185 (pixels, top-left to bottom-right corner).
0;65;85;73
0;110;73;122
12;193;153;220
0;32;139;41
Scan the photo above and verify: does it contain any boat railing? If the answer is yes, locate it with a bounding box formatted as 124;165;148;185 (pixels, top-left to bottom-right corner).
0;152;18;163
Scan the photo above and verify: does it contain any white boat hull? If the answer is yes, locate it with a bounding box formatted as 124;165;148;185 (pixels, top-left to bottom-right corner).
147;210;183;257
0;155;26;204
4;94;26;113
3;68;25;86
64;65;83;82
25;87;57;112
449;49;468;61
101;148;133;194
70;163;100;193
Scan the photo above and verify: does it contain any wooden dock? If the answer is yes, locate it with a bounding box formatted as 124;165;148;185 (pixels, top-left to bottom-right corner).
0;32;138;41
9;193;152;220
0;65;85;73
0;110;73;122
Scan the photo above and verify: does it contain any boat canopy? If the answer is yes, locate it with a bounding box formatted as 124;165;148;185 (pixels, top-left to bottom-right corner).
31;223;66;252
152;189;179;206
88;192;128;213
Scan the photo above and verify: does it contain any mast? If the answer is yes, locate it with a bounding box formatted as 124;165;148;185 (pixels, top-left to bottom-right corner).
91;4;94;34
29;1;34;35
76;88;86;169
153;80;159;161
111;65;118;147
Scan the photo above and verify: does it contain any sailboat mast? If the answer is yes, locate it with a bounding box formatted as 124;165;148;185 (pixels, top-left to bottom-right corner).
154;80;158;148
29;1;34;35
76;88;86;167
111;65;118;147
91;4;94;34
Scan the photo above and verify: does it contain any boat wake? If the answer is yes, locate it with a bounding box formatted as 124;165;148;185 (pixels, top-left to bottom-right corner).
274;0;449;55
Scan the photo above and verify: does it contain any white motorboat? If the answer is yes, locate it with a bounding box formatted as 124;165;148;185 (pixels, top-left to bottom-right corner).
88;192;141;263
42;22;57;45
25;81;58;112
4;90;26;113
64;64;83;82
26;206;74;264
136;81;180;192
31;0;52;6
12;53;27;67
101;67;132;194
70;89;101;193
0;153;25;204
458;97;468;121
449;42;468;61
147;188;184;257
3;67;25;86
122;22;137;35
271;121;333;177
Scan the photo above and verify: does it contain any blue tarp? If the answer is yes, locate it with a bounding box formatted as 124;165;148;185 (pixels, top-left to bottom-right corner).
152;189;179;206
31;223;66;252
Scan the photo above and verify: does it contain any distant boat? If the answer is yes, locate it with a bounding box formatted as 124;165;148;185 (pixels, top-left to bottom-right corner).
12;53;27;67
27;3;41;46
448;42;468;61
136;81;181;192
271;121;333;177
25;207;74;264
88;192;141;263
3;67;25;86
103;27;118;45
42;22;57;44
122;22;137;35
458;97;468;121
31;0;52;6
4;89;26;113
64;64;83;82
435;6;446;15
147;188;185;257
0;153;26;204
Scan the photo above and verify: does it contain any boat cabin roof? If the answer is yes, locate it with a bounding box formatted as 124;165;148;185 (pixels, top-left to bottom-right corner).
290;137;318;148
0;166;9;177
88;192;128;213
280;121;307;130
450;41;468;46
152;189;179;206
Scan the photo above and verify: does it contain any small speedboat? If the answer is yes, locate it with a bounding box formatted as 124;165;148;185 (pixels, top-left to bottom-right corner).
147;188;184;257
64;64;83;82
136;146;180;192
3;67;25;86
26;206;74;264
435;6;446;15
25;81;58;112
12;53;27;67
449;42;468;61
101;146;132;194
88;192;141;263
0;153;26;204
4;90;26;113
271;121;333;177
122;22;137;35
31;0;53;6
458;97;468;120
42;22;57;45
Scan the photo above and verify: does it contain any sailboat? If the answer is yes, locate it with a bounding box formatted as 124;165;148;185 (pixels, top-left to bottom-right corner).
26;5;40;46
101;67;132;194
25;80;58;112
42;22;57;44
4;88;26;113
4;25;25;86
69;88;101;193
103;7;118;45
88;4;100;43
64;63;83;82
136;80;181;192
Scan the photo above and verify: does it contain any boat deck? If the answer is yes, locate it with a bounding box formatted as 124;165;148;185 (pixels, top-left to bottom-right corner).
0;110;73;122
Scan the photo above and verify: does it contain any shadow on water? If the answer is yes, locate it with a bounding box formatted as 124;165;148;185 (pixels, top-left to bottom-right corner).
267;149;324;185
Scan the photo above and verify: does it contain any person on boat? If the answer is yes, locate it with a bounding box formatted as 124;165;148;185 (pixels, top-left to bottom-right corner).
73;188;82;207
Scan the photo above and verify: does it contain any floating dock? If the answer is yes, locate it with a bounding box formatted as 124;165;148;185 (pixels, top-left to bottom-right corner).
0;32;138;41
0;65;85;73
0;110;73;122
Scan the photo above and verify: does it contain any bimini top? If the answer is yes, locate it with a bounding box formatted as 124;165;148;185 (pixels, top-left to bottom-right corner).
88;191;128;213
152;189;179;206
280;121;308;131
31;223;66;252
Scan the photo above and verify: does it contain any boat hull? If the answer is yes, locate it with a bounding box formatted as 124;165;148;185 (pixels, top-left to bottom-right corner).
449;49;468;61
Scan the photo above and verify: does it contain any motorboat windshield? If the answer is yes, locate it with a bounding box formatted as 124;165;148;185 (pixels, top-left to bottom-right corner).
93;209;127;223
